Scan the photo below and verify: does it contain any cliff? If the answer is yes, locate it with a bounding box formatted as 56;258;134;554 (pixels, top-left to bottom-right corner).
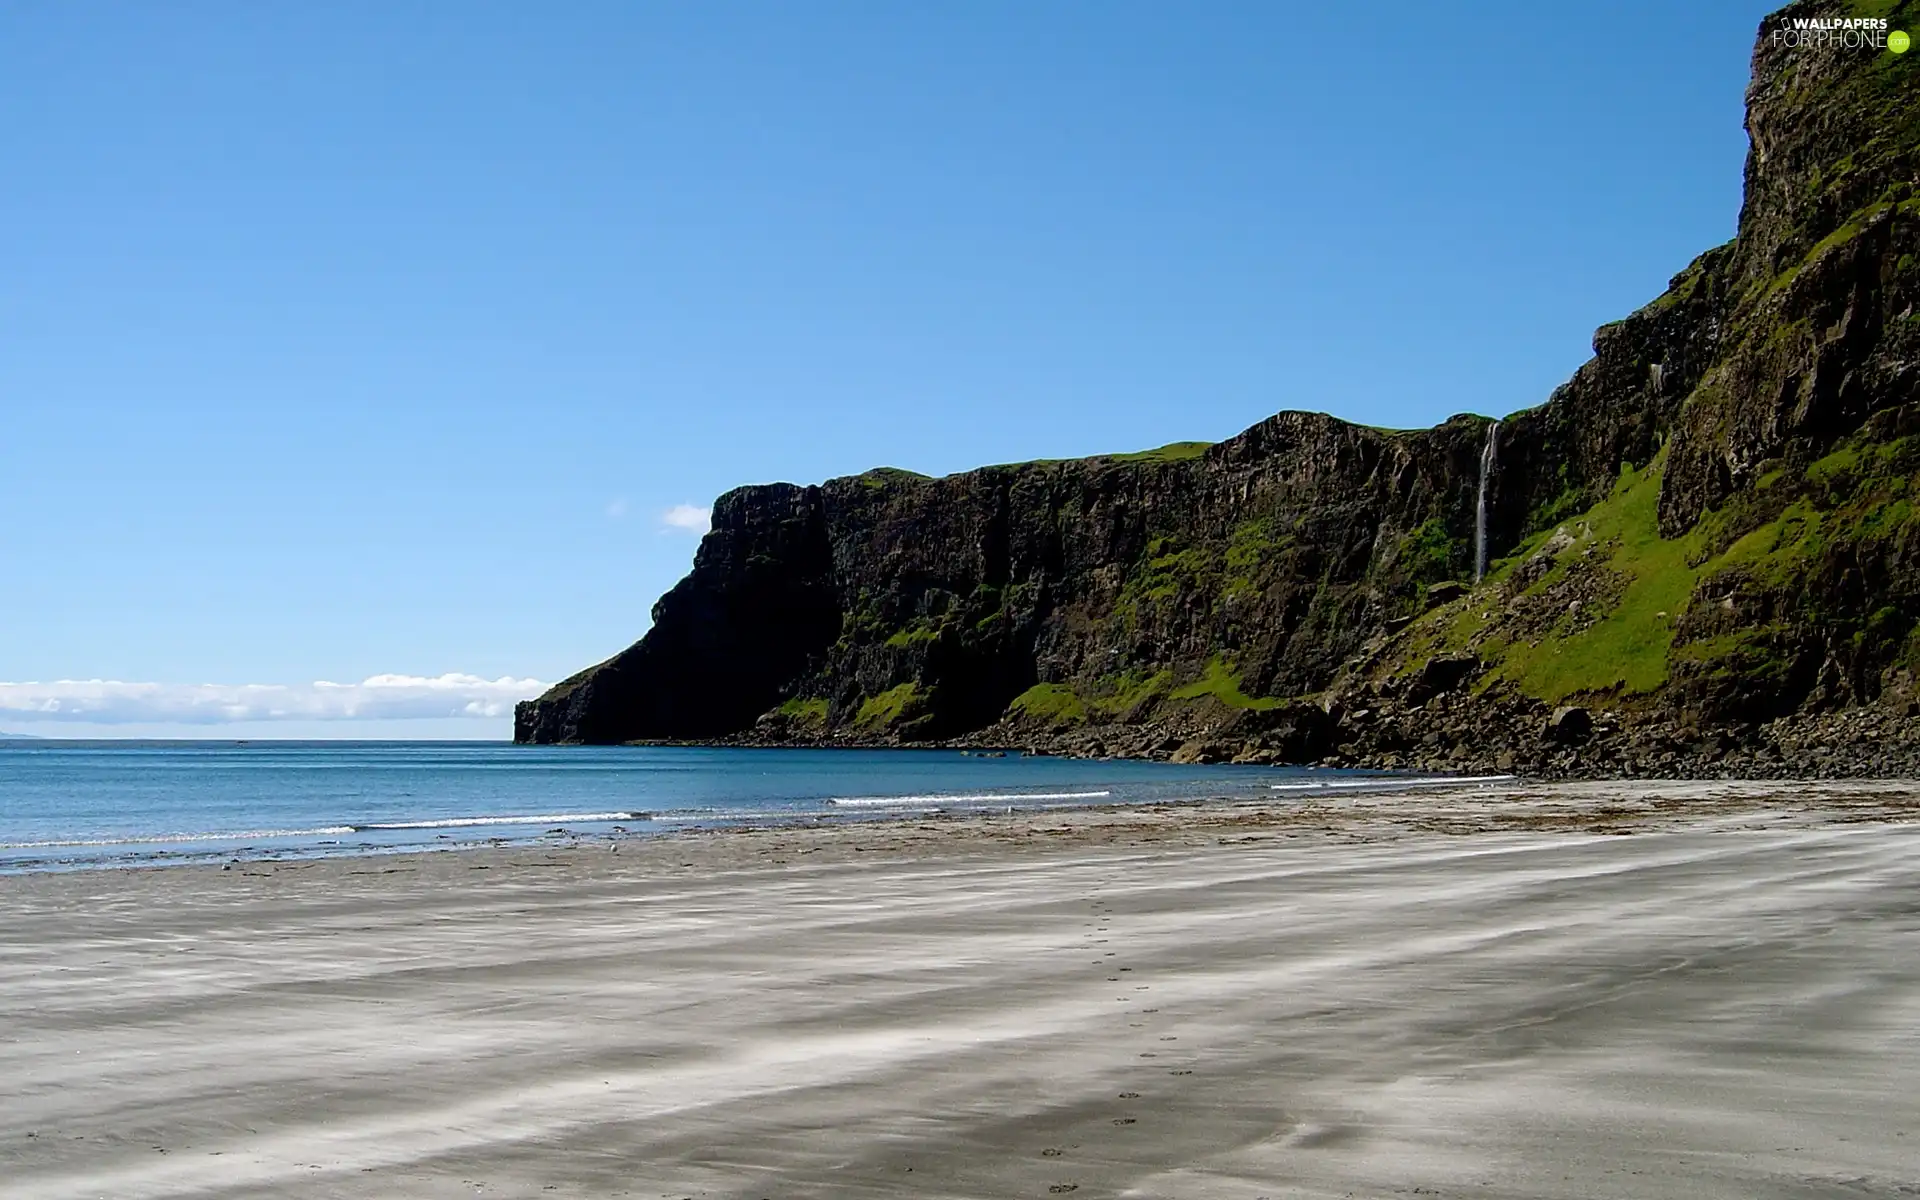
520;0;1920;776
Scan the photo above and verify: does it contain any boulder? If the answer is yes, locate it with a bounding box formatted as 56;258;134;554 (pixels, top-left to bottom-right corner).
1548;706;1593;744
1408;654;1480;703
1169;738;1231;765
1219;702;1338;764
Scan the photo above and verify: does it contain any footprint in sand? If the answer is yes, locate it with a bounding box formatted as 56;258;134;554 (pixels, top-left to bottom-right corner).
1169;1069;1193;1076
1118;1092;1141;1099
1048;1186;1078;1194
1041;1148;1063;1158
1112;1118;1136;1126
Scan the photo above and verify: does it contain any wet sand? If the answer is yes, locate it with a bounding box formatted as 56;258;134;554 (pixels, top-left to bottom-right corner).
5;779;1920;1198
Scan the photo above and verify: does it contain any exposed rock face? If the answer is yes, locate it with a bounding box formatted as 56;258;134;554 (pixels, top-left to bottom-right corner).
517;485;841;742
522;414;1500;746
1661;0;1920;535
520;1;1920;775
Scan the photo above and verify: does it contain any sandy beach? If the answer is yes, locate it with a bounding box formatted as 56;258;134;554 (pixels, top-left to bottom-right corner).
5;779;1920;1198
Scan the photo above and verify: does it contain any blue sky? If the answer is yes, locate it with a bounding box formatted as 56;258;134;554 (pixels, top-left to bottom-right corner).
2;1;1777;737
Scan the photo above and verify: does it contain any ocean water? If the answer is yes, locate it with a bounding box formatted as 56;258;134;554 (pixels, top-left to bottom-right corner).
0;741;1422;872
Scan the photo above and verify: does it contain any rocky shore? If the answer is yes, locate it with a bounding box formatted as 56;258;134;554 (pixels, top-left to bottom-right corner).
691;697;1920;782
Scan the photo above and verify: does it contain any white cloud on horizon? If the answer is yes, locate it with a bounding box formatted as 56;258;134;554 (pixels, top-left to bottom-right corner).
0;674;549;726
660;503;710;534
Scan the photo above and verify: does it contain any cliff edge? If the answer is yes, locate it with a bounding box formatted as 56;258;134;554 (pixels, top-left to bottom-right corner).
521;1;1920;777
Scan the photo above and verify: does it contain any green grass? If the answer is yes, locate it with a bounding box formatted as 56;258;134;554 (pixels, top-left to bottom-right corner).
1479;460;1705;702
1107;441;1212;463
1222;519;1293;598
1418;414;1920;705
1008;683;1088;727
1805;435;1917;494
1807;444;1863;486
883;620;944;648
1112;521;1298;619
1761;196;1920;298
1669;626;1797;696
1647;252;1713;312
1167;656;1285;710
777;697;830;727
1713;499;1827;586
857;467;931;489
1140;546;1210;601
1390;517;1464;588
1000;662;1284;726
1523;455;1585;532
981;440;1213;473
1095;668;1172;714
854;683;924;730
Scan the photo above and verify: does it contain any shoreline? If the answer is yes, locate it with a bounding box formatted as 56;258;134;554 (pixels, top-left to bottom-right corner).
6;778;1920;1198
585;699;1920;780
0;756;1505;877
9;774;1918;882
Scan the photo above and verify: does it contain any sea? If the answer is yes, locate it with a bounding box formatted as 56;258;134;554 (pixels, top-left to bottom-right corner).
0;741;1472;873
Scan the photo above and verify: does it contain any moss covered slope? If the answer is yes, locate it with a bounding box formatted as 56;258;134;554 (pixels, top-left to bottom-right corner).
520;1;1920;763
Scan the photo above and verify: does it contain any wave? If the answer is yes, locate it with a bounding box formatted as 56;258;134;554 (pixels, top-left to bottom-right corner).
349;811;650;831
827;790;1113;808
1268;774;1515;792
648;807;803;823
0;811;655;853
0;826;358;850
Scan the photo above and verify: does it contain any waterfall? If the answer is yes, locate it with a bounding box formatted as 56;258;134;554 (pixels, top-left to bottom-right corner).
1473;419;1500;582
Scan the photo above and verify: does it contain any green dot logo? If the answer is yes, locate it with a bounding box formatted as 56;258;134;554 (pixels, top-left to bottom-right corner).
1892;29;1911;53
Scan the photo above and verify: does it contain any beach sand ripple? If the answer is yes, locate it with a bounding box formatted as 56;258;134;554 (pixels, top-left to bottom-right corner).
3;779;1919;1198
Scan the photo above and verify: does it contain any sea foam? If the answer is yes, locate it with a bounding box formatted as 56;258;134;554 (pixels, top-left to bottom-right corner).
349;811;649;831
827;790;1112;808
0;826;358;849
1268;775;1514;791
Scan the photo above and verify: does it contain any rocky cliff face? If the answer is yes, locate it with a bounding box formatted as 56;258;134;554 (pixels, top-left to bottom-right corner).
523;415;1502;749
520;0;1920;774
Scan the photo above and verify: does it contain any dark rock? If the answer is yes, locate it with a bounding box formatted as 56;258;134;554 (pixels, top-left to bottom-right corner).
1548;706;1593;744
1218;702;1338;764
518;5;1920;783
1408;655;1480;704
519;407;1503;746
1169;739;1231;765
